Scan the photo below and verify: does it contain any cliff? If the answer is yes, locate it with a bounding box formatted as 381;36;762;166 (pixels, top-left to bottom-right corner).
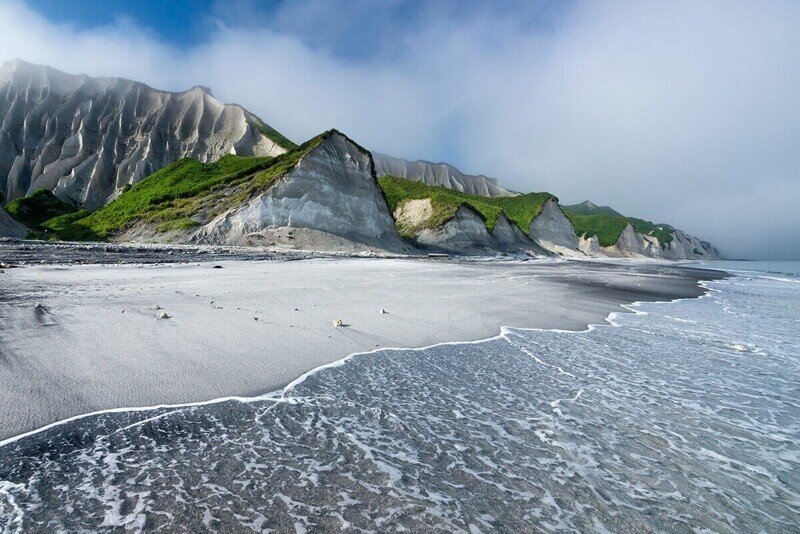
0;60;293;209
565;203;720;259
26;130;411;253
0;204;26;238
194;131;410;253
527;199;580;256
373;153;517;198
0;62;721;259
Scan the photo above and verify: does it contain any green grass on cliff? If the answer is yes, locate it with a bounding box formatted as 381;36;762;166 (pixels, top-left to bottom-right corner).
35;132;330;241
6;189;77;228
5;189;79;238
563;202;674;247
562;201;623;217
255;118;298;151
378;176;556;237
629;218;674;246
564;213;629;247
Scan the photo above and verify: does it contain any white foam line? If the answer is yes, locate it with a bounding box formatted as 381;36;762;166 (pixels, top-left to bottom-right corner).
0;277;725;451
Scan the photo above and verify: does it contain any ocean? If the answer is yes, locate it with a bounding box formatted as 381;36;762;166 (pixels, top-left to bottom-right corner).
1;261;798;532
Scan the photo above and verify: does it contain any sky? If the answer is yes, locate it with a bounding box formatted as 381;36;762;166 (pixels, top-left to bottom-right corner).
2;0;799;259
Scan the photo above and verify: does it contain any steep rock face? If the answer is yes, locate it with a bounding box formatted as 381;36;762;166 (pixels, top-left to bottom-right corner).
373;153;517;198
0;60;291;209
393;198;435;237
579;224;721;260
491;214;547;254
194;132;409;252
528;200;580;255
600;223;648;258
0;205;26;238
578;235;600;256
658;229;721;260
413;205;495;253
393;202;544;255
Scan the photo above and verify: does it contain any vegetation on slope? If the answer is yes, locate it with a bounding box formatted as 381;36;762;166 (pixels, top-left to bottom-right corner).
36;132;329;241
378;176;556;237
5;190;78;238
628;218;675;246
563;202;674;247
565;213;630;247
254;118;298;151
562;201;623;217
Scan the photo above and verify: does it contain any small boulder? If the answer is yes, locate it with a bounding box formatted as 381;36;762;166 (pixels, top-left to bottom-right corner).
379;309;387;314
333;319;343;327
159;312;171;319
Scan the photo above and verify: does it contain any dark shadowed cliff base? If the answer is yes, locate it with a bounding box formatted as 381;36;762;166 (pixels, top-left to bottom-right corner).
0;243;725;441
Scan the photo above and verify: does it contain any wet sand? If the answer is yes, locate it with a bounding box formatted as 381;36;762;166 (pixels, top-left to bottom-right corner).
0;254;724;440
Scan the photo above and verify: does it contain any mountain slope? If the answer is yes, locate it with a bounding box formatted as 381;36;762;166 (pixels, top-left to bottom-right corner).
373;153;517;198
378;176;551;254
0;204;26;238
195;131;409;252
562;200;623;217
4;189;77;237
0;62;721;259
0;60;294;210
563;202;719;259
40;130;410;253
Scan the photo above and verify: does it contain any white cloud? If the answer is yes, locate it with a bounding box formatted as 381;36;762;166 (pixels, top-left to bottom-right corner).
0;0;798;258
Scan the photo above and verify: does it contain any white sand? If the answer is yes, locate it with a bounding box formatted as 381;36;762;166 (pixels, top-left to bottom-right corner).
0;258;719;439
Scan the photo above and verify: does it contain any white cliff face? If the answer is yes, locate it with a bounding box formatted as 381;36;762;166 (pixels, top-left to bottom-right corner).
491;214;547;254
578;235;600;256
194;132;409;252
0;60;291;209
577;223;721;260
414;205;495;253
528;200;581;255
0;205;26;238
397;205;545;255
657;229;721;260
595;223;648;258
373;153;517;198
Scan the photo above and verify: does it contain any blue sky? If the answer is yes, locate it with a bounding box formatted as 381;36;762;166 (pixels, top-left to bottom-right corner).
26;0;573;59
27;0;228;46
3;0;800;258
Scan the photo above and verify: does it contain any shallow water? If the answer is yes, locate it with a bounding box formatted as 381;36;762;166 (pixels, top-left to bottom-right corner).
1;265;798;532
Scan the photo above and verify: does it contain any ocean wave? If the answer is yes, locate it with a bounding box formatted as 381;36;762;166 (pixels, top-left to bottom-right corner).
1;274;798;532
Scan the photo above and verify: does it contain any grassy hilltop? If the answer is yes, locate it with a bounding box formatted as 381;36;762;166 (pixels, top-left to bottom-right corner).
5;140;681;251
9;133;331;241
378;176;555;237
562;202;674;247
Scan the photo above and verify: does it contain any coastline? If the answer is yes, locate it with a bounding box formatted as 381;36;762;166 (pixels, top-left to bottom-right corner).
0;254;726;442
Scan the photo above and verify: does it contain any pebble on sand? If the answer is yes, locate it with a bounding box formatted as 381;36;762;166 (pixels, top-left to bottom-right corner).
159;312;171;319
333;319;343;327
153;304;162;310
379;308;387;314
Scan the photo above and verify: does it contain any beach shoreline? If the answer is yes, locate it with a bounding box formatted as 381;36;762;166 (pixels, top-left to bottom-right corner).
0;251;726;441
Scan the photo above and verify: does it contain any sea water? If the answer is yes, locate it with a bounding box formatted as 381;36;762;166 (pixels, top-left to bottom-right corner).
0;262;798;532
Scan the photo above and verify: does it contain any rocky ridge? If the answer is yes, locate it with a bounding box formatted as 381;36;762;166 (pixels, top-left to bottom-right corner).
0;60;292;210
373;153;516;198
0;61;720;258
194;131;411;253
